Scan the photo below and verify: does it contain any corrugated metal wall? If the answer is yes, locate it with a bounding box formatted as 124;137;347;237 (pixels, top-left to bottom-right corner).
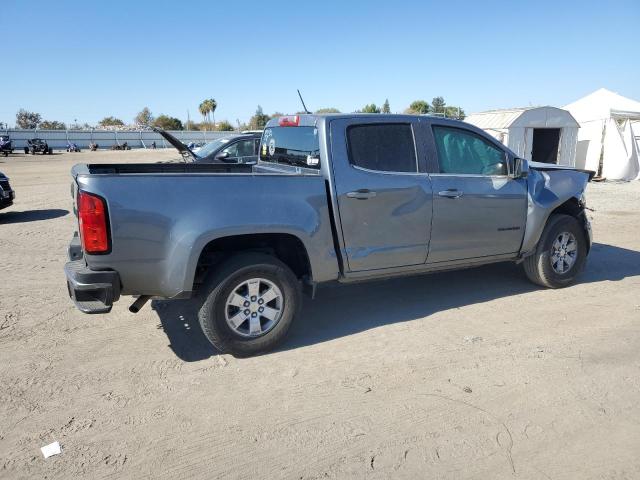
1;129;232;149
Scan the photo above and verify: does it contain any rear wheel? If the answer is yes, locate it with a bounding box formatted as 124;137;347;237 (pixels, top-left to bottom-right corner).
523;214;587;288
197;253;301;357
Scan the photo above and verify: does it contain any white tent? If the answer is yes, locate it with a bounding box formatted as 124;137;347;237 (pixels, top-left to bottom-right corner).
465;106;579;166
564;88;640;180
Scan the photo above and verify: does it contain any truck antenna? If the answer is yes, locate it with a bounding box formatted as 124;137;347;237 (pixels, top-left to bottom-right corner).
297;89;311;114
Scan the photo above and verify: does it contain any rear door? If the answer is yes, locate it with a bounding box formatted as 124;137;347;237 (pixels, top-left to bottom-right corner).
330;118;433;271
426;123;527;263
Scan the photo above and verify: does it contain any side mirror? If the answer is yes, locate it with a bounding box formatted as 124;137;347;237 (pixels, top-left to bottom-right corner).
512;158;529;178
216;151;230;160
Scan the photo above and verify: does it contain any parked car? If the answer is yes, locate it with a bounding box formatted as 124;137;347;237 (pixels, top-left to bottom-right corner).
24;138;52;155
66;114;594;356
154;127;261;164
0;135;13;156
0;172;15;210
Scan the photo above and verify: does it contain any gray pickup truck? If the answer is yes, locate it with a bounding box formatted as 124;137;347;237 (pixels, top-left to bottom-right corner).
65;114;593;356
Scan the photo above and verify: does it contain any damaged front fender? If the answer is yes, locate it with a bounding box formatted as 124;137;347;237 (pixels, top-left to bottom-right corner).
520;167;591;256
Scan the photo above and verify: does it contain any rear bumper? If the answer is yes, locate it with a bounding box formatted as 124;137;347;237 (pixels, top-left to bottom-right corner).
65;233;120;313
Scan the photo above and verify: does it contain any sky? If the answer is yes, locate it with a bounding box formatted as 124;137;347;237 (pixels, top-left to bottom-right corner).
2;0;639;127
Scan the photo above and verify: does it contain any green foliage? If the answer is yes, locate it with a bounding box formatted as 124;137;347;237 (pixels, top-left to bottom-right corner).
361;103;381;113
16;109;41;129
444;106;466;120
431;96;446;114
315;107;341;114
39;120;66;130
199;98;218;125
248;105;270;130
153;114;183;130
381;99;391;114
184;120;200;131
216;120;235;131
406;100;430;114
98;116;125;127
135;107;154;127
270;112;285;119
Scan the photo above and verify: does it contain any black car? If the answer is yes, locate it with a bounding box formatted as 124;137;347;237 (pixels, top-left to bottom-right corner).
153;127;261;164
0;172;15;210
24;138;53;155
0;135;12;157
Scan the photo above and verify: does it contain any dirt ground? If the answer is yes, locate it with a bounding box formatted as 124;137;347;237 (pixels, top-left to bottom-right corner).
1;149;639;479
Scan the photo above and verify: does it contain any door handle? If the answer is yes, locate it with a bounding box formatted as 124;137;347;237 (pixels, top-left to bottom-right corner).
346;189;377;200
438;189;464;198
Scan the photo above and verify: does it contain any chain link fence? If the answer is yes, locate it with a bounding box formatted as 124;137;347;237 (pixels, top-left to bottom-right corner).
1;129;233;150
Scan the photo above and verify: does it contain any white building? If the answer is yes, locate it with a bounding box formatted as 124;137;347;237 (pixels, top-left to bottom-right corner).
465;106;579;166
564;88;640;181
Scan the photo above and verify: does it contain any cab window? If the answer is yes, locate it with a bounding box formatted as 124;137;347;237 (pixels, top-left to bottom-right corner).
347;124;417;173
260;127;320;169
433;126;507;175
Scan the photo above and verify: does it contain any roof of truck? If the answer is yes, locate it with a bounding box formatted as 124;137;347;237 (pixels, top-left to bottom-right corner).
265;113;470;128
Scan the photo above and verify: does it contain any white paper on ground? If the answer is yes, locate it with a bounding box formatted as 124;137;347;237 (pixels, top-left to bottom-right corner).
41;441;61;459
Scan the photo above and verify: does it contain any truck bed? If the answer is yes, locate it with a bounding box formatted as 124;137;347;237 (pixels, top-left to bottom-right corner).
86;162;253;175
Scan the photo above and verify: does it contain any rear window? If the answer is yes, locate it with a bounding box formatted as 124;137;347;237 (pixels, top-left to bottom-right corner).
260;127;320;169
347;123;417;173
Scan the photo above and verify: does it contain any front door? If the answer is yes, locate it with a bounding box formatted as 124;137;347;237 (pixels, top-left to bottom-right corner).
330;119;433;272
427;124;527;264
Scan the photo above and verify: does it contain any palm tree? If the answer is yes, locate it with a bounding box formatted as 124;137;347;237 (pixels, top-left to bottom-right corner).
208;98;217;129
199;101;210;126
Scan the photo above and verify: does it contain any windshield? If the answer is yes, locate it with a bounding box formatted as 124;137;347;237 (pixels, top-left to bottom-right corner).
195;137;234;158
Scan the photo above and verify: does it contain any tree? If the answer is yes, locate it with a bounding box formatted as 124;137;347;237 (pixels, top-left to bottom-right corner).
381;99;391;114
199;100;209;124
208;98;217;127
405;100;430;114
361;103;381;113
248;105;270;130
198;98;217;127
444;106;466;120
270;112;285;118
431;96;446;114
16;109;41;129
135;107;154;127
216;120;234;131
315;107;341;114
184;120;200;131
39;120;66;130
98;116;125;127
153;114;183;130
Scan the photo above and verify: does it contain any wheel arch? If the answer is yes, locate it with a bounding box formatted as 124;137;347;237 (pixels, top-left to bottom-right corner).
189;232;313;293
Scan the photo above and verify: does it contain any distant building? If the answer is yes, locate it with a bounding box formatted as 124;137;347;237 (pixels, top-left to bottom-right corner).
465;106;579;167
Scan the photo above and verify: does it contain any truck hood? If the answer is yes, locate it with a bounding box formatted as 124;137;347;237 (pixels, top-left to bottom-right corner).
528;161;595;181
152;127;198;162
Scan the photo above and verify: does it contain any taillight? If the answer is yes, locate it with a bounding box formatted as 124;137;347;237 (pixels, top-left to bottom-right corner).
78;191;110;254
278;115;299;127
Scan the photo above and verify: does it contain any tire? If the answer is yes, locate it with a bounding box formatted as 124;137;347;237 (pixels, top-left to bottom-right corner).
197;253;302;357
523;214;587;288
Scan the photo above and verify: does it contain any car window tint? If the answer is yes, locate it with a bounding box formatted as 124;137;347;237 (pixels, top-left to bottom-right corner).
347;124;416;173
233;139;255;157
222;142;239;157
259;127;320;169
433;126;507;175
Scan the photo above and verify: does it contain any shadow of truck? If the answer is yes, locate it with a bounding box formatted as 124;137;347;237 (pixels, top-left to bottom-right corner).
153;243;640;362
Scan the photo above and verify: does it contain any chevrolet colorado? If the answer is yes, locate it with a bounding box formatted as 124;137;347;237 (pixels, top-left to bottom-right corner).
65;114;593;356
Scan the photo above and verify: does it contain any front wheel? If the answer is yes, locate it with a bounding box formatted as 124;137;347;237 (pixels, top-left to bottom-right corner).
197;253;302;357
523;214;588;288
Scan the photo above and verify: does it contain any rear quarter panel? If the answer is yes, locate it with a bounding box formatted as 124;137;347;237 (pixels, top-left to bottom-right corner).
76;173;339;297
